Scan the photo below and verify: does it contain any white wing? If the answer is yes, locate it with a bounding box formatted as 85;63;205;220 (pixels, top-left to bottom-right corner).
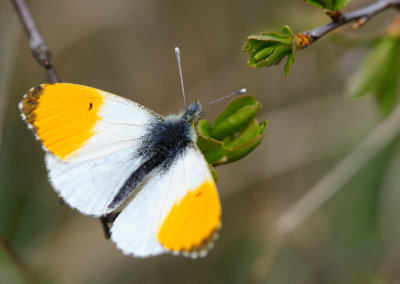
59;85;162;163
46;148;140;216
111;146;221;258
20;83;162;216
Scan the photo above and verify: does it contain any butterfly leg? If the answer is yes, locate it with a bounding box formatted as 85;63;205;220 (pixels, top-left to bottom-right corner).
100;212;121;239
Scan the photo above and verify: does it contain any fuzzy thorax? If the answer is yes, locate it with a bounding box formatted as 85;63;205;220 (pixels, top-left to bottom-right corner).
164;101;203;142
181;101;203;124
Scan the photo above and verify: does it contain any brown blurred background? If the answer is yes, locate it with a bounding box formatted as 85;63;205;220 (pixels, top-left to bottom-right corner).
1;0;400;283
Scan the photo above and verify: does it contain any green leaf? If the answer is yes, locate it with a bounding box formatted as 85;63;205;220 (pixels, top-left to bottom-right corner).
282;25;293;36
243;26;296;76
196;95;268;168
213;95;258;126
346;36;400;115
217;119;268;165
375;43;400;115
222;135;235;145
304;0;352;11
196;135;225;164
259;120;268;134
225;119;263;149
223;118;269;163
225;136;264;163
210;166;218;183
284;51;295;77
211;95;261;140
197;119;212;137
253;44;279;62
252;45;292;68
246;33;292;45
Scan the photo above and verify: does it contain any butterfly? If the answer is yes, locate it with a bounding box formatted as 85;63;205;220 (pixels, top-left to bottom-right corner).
18;48;229;258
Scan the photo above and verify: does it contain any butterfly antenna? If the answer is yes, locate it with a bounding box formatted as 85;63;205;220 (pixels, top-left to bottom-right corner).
206;88;247;106
175;47;187;107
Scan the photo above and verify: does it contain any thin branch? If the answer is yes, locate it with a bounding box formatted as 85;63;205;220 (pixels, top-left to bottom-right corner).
11;0;114;250
296;0;400;49
248;100;400;283
7;0;60;282
0;234;38;284
11;0;60;83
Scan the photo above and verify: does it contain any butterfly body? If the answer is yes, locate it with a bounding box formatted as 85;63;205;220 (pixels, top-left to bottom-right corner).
19;83;221;258
108;101;203;210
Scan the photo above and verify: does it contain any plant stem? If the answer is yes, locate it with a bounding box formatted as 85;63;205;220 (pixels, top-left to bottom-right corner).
297;0;400;48
8;1;59;282
10;0;60;83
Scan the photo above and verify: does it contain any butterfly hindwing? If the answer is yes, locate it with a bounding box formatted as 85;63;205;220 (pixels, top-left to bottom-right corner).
20;83;162;216
110;145;221;258
45;148;141;216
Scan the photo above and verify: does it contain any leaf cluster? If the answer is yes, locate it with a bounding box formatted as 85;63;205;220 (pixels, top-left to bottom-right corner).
196;95;268;179
243;26;295;77
243;0;355;76
304;0;352;11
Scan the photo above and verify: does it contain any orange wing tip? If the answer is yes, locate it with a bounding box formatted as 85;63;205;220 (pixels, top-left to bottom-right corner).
157;180;222;256
20;83;104;160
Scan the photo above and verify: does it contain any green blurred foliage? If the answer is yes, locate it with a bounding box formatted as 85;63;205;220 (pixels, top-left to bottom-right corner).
346;35;400;116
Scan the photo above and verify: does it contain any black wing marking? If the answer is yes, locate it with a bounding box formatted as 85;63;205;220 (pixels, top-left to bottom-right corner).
107;151;167;210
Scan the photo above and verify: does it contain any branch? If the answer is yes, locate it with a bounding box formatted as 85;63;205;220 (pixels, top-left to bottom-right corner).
11;0;60;83
244;0;400;75
248;98;400;282
297;0;400;48
0;234;38;284
11;0;121;262
5;1;60;282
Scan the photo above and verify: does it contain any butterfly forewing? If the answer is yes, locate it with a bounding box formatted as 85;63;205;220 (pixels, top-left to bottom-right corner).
20;83;160;216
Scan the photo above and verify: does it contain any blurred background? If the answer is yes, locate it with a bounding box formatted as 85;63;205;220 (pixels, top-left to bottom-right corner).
1;0;399;283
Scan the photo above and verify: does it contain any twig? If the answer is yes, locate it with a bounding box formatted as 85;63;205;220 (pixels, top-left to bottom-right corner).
11;0;60;83
6;1;59;282
11;0;120;237
248;100;400;282
10;0;117;260
296;0;400;49
0;234;38;284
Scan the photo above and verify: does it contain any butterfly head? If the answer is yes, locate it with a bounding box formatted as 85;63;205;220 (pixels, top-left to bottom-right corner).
182;101;203;125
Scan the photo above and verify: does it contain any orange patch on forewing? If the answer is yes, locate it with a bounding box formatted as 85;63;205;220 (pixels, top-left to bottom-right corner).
21;83;103;160
157;180;221;253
